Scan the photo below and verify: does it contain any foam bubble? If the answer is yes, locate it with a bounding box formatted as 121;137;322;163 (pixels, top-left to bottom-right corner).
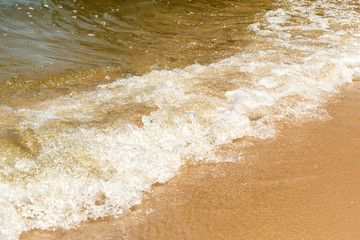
1;0;360;239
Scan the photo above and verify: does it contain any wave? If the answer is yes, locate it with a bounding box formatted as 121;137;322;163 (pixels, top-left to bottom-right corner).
0;0;264;82
1;0;360;239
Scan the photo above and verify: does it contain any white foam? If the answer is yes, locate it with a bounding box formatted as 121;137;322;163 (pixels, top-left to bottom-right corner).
1;0;360;239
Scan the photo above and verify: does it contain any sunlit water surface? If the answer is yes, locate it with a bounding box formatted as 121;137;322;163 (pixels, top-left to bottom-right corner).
0;0;360;239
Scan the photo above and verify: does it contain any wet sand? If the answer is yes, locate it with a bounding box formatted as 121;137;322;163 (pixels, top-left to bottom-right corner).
21;81;360;240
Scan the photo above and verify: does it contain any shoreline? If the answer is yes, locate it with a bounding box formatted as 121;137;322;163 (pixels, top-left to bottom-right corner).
21;81;360;240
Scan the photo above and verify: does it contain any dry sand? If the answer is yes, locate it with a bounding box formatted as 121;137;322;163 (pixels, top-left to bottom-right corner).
21;81;360;240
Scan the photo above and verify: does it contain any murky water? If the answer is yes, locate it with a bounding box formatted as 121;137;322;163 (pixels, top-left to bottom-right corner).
0;0;274;106
1;0;360;239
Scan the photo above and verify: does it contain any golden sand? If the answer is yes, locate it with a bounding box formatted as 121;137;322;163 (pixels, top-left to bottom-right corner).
21;82;360;240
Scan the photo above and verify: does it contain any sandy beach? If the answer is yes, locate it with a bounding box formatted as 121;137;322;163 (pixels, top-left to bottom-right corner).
21;81;360;240
1;0;359;239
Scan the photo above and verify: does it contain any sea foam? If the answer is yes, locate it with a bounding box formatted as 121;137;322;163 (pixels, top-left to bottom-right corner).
1;0;360;239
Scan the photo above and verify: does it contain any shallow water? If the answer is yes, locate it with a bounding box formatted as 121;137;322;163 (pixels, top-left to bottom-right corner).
0;0;272;103
1;0;360;239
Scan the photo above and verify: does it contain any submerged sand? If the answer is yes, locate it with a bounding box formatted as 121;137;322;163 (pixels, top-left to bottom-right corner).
21;81;360;240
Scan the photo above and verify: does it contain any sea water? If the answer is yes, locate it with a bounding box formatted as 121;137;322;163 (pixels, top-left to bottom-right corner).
0;0;360;239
